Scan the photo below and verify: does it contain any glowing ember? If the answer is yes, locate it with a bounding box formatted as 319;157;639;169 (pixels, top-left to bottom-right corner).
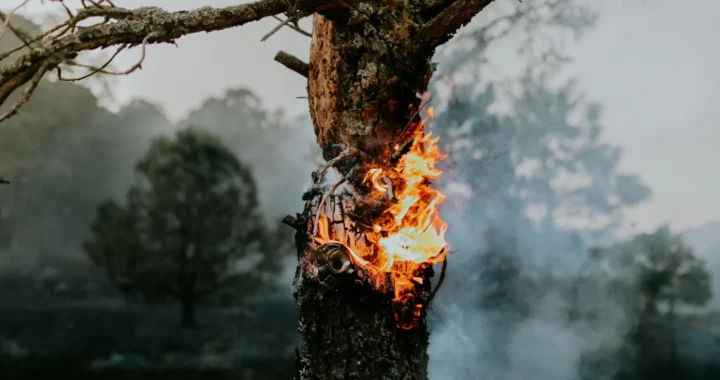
314;104;449;329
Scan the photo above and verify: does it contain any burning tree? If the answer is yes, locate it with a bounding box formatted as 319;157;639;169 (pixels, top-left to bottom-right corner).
0;0;496;378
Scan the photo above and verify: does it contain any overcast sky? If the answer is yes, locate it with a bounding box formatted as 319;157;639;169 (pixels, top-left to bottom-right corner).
20;0;720;235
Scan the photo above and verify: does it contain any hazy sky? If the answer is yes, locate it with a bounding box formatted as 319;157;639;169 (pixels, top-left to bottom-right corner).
20;0;720;234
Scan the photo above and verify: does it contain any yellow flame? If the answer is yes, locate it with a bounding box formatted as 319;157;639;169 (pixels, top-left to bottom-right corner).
313;102;448;328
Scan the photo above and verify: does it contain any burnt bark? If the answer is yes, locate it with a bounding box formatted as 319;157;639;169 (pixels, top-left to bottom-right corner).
294;187;432;380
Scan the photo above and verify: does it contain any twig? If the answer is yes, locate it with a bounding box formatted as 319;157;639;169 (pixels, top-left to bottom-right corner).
392;95;432;150
426;256;447;307
382;177;397;202
0;176;9;185
95;32;157;75
421;0;495;48
261;15;293;41
0;10;35;49
315;147;359;183
272;15;312;37
59;44;128;82
0;0;31;43
274;50;309;78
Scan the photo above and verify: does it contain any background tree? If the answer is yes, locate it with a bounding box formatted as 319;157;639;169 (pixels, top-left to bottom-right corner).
84;128;268;327
627;226;712;315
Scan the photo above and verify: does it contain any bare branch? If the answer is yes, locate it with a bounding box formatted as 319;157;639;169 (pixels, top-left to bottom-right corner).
262;14;294;41
0;10;35;48
0;176;9;185
421;0;495;47
0;0;30;43
0;58;56;123
64;31;157;81
274;50;309;78
283;214;299;229
315;147;359;183
59;44;128;82
272;15;312;37
0;0;300;121
426;256;447;307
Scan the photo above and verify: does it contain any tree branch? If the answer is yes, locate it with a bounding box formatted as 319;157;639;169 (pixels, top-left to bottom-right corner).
272;15;312;37
274;50;309;78
420;0;495;47
0;0;296;121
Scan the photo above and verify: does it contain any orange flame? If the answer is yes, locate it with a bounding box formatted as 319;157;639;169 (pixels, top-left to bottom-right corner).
314;104;448;329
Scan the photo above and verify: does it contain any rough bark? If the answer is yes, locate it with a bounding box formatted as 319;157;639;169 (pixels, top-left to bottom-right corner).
294;191;432;379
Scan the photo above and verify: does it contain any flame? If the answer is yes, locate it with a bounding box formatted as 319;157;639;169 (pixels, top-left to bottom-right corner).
314;103;448;329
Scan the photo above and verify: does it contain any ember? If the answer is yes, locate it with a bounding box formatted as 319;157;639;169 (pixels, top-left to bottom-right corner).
314;105;449;329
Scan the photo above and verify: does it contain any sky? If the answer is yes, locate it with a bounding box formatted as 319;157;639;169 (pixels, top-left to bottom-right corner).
17;0;720;235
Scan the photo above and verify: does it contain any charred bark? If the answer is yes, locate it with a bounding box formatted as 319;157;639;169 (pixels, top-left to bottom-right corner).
294;186;432;380
181;290;196;328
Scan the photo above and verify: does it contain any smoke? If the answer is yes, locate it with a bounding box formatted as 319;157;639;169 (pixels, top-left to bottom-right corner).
425;84;642;380
428;208;638;379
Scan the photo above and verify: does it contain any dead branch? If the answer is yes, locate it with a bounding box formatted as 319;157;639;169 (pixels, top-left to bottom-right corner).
421;0;495;47
426;256;447;307
64;31;156;80
0;176;9;184
0;10;35;48
272;15;312;37
262;15;293;41
315;147;359;183
283;214;299;229
0;0;301;121
0;58;57;123
0;0;30;43
274;50;309;78
59;44;128;82
391;96;432;153
382;177;397;202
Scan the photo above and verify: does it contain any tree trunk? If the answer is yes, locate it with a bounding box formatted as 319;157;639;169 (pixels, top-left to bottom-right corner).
291;6;446;379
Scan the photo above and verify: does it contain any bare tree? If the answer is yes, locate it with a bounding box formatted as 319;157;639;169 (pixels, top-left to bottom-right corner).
0;1;496;378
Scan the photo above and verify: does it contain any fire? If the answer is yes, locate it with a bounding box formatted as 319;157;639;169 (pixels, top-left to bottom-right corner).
314;103;449;329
